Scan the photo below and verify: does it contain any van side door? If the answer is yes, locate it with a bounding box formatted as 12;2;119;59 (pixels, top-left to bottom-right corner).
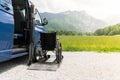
0;0;14;50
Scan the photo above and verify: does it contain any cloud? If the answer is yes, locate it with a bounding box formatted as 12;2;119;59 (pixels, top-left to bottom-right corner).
31;0;81;12
31;0;120;19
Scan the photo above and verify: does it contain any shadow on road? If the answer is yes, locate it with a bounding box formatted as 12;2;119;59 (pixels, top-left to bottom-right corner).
0;56;28;74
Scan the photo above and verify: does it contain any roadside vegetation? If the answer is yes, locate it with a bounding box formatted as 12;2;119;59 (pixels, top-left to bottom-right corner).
49;24;120;52
59;35;120;52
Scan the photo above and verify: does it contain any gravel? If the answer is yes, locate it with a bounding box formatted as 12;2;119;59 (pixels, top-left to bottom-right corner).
1;52;120;80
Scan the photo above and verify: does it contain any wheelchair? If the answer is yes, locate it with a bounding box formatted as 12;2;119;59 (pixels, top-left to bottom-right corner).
33;32;63;64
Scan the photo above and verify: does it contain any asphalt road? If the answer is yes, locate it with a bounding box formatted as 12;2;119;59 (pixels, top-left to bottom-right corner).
1;52;120;80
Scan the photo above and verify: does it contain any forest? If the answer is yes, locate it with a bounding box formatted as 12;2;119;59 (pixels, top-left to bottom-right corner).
94;24;120;36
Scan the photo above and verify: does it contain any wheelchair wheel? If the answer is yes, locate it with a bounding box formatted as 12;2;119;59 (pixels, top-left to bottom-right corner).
56;40;62;63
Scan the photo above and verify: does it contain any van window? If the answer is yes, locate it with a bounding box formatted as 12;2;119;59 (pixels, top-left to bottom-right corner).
35;11;42;25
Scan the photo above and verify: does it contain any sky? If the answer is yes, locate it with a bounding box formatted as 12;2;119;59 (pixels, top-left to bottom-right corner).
31;0;120;20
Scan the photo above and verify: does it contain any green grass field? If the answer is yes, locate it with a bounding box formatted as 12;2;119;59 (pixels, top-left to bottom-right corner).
59;35;120;52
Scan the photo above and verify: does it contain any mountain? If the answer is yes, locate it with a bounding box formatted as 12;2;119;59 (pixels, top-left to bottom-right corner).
41;11;107;32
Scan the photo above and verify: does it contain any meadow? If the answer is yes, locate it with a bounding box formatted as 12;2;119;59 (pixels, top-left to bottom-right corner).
59;35;120;52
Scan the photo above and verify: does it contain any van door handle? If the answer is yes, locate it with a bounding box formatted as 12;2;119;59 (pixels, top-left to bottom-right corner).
0;3;10;10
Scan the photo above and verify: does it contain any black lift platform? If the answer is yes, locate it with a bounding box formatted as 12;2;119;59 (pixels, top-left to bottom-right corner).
27;33;63;71
28;54;62;71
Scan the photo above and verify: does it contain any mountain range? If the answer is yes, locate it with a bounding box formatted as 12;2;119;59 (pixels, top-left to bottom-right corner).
41;11;107;32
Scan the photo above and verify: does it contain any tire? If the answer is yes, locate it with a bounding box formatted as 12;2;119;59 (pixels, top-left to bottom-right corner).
56;40;62;63
33;44;48;62
33;43;43;61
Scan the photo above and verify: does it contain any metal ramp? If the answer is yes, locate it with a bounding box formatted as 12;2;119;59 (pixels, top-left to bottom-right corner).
27;55;61;71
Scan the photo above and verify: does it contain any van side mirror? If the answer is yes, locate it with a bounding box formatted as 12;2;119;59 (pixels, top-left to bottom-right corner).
42;18;48;26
